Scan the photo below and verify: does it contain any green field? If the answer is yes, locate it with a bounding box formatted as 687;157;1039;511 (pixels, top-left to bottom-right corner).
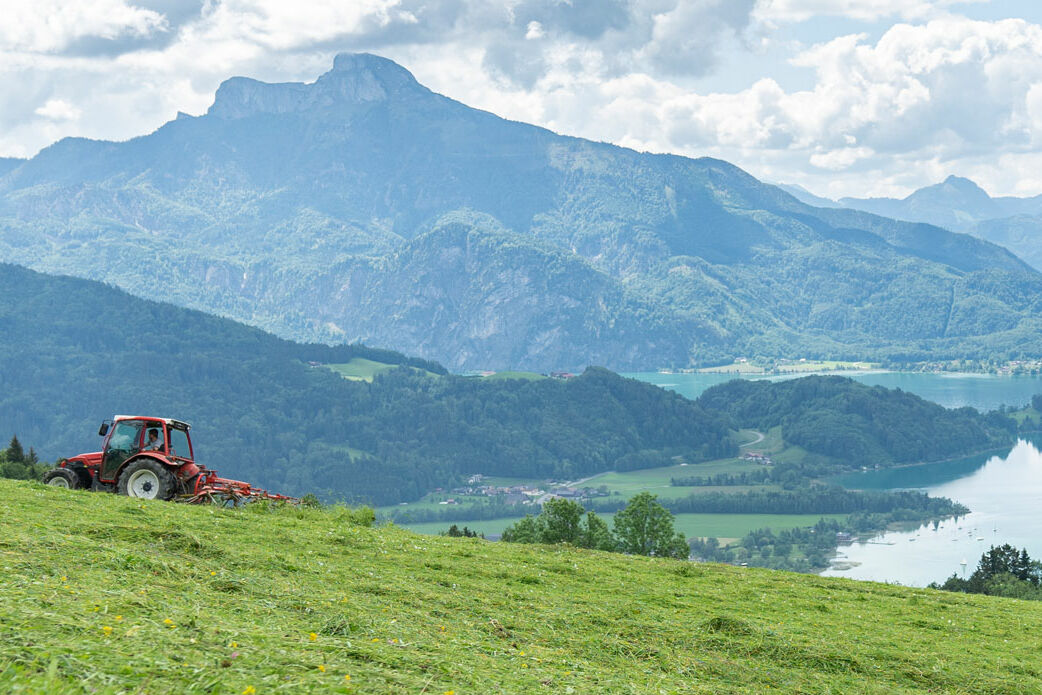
578;460;770;501
3;479;1040;694
402;513;849;543
326;357;399;381
480;371;546;381
326;358;443;382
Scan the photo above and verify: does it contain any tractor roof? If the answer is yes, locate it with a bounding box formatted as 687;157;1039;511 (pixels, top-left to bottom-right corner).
114;415;192;430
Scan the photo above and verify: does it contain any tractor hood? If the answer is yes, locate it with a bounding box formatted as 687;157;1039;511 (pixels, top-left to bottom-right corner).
69;451;104;465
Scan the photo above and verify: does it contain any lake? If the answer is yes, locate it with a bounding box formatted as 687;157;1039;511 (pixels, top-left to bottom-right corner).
625;370;1042;411
626;370;1042;586
821;439;1042;586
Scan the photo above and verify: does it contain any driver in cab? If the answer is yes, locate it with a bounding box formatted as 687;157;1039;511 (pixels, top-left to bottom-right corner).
143;428;164;452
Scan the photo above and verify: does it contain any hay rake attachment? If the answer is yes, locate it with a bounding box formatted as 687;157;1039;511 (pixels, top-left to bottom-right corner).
181;469;298;506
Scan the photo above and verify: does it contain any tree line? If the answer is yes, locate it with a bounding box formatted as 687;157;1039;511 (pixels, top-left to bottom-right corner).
499;493;690;560
931;545;1042;600
0;436;46;481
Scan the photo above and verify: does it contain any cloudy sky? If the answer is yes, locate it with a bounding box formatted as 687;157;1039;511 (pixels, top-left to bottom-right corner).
4;0;1042;198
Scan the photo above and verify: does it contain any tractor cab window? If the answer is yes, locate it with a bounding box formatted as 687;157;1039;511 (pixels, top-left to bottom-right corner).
168;428;192;460
108;421;143;452
101;420;144;481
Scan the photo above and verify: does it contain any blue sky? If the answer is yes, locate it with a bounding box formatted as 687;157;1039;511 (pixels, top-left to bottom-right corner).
4;0;1042;199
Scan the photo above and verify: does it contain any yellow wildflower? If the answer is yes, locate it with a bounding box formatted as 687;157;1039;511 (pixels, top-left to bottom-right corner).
344;675;351;682
308;632;318;641
163;618;176;628
115;615;123;622
101;626;112;636
242;687;256;695
230;641;238;648
317;665;326;673
371;638;380;642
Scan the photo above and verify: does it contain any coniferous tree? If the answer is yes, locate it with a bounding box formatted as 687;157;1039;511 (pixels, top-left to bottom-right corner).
6;436;24;464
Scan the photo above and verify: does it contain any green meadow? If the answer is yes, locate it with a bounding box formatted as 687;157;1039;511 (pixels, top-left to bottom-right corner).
2;480;1040;694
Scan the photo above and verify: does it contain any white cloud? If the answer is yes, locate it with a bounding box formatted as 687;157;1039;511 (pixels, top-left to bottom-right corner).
34;98;81;121
1;1;1042;199
0;0;167;52
754;0;991;23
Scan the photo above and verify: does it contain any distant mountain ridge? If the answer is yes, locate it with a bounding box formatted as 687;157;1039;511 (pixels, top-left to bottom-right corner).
787;176;1042;272
1;54;1041;369
839;176;1042;229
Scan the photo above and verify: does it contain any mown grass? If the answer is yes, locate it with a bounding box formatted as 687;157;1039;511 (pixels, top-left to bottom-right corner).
4;479;1042;694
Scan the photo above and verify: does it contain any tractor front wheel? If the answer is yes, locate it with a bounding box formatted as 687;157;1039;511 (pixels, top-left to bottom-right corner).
42;468;81;489
118;459;176;501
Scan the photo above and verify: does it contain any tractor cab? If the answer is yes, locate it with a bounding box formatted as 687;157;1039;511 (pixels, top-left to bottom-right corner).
98;415;194;482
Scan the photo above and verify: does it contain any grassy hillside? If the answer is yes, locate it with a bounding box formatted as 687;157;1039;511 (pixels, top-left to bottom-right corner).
3;480;1041;694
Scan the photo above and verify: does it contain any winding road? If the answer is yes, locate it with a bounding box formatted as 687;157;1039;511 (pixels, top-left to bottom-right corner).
740;430;765;448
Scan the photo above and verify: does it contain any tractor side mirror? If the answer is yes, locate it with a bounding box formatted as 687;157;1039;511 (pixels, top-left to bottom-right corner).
98;422;110;437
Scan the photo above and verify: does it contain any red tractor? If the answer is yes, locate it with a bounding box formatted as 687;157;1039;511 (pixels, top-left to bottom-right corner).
42;415;294;504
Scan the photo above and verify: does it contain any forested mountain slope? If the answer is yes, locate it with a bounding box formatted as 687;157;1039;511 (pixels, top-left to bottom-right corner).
697;375;1017;468
1;55;1041;368
0;264;733;504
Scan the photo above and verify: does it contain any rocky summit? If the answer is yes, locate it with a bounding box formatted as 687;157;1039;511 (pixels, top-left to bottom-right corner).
1;54;1040;370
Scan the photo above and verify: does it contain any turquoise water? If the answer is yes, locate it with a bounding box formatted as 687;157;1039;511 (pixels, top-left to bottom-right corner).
626;371;1042;586
821;439;1042;586
625;370;1042;411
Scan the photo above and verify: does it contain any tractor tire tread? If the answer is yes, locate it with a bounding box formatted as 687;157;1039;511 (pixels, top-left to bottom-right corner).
42;468;81;489
117;458;177;501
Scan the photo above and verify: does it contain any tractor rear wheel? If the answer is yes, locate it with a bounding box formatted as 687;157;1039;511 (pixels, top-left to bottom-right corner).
118;459;176;501
42;468;81;489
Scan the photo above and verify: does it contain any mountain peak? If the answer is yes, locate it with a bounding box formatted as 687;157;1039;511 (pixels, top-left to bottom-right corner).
207;53;427;120
329;52;417;83
905;174;993;206
940;175;986;193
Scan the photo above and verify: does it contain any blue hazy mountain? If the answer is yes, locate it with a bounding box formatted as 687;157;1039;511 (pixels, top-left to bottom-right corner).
0;54;1039;369
0;158;23;177
840;176;1042;272
775;183;842;209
